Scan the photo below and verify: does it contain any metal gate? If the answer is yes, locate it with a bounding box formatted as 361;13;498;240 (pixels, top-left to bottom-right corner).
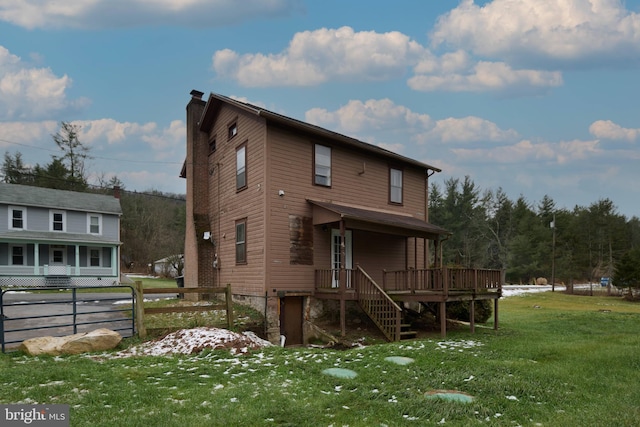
1;285;136;353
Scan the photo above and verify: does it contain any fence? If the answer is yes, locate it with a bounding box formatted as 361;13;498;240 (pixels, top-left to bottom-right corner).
134;282;233;338
1;285;136;353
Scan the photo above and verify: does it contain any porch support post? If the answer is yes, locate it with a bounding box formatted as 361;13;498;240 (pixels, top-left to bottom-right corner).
75;245;80;276
439;301;446;337
494;298;499;331
339;219;346;337
434;239;441;268
34;243;40;275
470;298;475;334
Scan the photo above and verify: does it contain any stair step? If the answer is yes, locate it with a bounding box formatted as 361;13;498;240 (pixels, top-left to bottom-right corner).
399;330;417;337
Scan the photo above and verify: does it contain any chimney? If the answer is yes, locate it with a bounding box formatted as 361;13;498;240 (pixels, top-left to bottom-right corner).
113;185;121;199
190;89;204;100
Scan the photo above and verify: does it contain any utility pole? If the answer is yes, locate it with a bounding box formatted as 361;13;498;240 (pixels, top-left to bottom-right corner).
551;214;556;292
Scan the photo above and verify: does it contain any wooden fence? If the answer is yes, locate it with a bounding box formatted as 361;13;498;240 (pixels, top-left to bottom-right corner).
134;281;233;338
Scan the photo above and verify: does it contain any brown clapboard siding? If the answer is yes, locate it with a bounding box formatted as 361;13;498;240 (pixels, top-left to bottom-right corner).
205;104;267;297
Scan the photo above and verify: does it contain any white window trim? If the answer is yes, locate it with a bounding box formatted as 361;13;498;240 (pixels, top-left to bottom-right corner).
87;213;102;235
9;206;26;230
50;210;66;232
88;247;102;267
10;244;26;266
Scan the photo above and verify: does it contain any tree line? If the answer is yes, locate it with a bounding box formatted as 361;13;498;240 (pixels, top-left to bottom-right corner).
429;176;640;290
2;122;186;273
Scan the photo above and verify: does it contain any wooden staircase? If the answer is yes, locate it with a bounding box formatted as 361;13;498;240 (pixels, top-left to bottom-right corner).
354;266;416;341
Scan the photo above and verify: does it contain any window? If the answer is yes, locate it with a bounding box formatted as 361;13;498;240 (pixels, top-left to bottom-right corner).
88;214;102;234
11;245;25;265
236;143;247;190
9;206;26;230
390;168;403;204
236;219;247;264
89;248;101;267
50;210;66;232
228;122;238;140
208;138;217;155
314;144;331;186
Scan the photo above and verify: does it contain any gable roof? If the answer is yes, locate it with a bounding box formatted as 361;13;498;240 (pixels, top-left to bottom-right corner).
0;183;122;215
197;92;442;174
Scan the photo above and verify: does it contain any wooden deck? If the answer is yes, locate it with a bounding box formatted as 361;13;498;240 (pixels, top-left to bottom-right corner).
314;267;503;339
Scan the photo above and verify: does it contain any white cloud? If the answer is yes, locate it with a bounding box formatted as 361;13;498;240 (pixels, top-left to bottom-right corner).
589;120;640;141
213;26;425;87
431;0;640;66
409;60;563;92
417;116;519;144
306;98;431;134
0;46;88;120
0;0;302;29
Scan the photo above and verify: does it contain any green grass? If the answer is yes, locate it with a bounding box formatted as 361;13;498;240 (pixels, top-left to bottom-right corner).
2;292;640;426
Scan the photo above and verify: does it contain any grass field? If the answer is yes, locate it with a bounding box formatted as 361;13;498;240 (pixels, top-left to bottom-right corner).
1;292;639;426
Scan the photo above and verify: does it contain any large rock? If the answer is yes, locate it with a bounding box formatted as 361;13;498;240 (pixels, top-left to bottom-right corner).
19;328;122;356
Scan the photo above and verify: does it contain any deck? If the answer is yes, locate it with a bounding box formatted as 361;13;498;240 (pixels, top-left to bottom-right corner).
314;267;503;339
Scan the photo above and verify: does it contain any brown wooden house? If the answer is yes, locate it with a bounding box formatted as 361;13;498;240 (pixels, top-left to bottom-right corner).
181;90;502;345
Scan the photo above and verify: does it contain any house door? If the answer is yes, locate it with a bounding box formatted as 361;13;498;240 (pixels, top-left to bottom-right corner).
280;297;303;346
331;229;352;288
49;245;67;275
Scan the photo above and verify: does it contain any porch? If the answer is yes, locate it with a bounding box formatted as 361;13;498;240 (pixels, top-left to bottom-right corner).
314;266;502;340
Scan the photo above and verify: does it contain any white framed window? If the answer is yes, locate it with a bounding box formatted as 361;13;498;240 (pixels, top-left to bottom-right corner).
9;206;26;230
11;245;26;265
88;214;102;235
390;168;403;204
314;144;331;186
89;248;101;267
50;210;66;232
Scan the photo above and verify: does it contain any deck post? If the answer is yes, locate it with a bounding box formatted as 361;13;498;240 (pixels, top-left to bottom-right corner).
440;301;446;337
134;281;147;338
494;298;499;331
469;298;475;334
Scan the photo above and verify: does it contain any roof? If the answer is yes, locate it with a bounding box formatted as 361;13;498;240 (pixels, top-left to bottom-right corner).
198;92;442;173
308;199;450;240
0;229;121;245
0;183;122;215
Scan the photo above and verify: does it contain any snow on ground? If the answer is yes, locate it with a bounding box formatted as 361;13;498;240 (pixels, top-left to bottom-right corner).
113;327;272;358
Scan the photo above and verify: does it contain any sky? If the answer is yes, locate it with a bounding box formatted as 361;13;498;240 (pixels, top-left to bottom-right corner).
1;0;639;218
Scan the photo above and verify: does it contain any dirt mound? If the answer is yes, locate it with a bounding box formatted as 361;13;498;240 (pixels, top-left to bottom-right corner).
113;327;272;357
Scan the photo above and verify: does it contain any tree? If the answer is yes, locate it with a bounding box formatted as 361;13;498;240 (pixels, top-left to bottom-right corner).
51;121;91;190
614;248;640;298
1;151;33;184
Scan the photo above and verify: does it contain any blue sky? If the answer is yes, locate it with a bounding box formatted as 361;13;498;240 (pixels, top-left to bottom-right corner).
1;0;639;218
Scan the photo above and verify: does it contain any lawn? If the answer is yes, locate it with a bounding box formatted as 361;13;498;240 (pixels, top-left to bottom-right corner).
1;292;639;426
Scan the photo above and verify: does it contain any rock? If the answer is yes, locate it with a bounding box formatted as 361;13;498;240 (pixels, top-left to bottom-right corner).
536;277;548;285
19;328;122;356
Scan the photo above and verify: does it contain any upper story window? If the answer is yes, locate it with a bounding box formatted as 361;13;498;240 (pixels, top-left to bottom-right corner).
11;245;25;265
9;206;26;230
50;210;66;232
208;138;217;155
88;214;102;235
236;143;247;191
389;167;403;204
236;218;247;264
314;144;331;187
228;122;238;140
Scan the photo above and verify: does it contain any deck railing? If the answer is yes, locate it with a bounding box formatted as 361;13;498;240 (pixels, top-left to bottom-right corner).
314;269;356;291
381;267;502;294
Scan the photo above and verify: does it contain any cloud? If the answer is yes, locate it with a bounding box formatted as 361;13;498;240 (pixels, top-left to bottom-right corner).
0;46;89;120
589;120;640;141
409;59;563;93
213;26;425;87
431;0;640;67
416;116;519;144
305;98;518;146
306;98;431;134
0;0;303;29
